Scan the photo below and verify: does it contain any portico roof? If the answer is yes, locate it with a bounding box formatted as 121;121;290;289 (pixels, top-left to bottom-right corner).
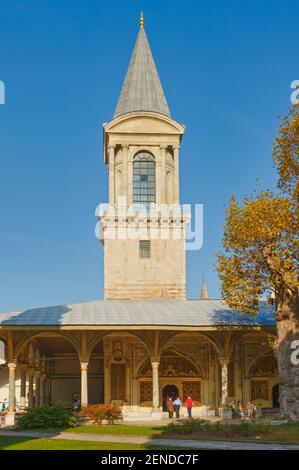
0;299;276;328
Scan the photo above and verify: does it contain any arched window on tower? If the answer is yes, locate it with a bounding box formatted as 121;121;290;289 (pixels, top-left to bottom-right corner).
133;152;155;205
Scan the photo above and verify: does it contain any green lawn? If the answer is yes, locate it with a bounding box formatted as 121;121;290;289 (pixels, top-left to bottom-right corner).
24;422;299;444
0;436;181;451
245;423;299;444
23;424;164;436
161;422;299;444
65;424;164;436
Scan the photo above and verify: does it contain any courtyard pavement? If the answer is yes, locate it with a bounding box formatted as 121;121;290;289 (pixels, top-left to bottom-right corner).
0;429;298;450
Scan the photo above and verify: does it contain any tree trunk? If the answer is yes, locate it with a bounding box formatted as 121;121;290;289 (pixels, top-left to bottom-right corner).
276;296;299;420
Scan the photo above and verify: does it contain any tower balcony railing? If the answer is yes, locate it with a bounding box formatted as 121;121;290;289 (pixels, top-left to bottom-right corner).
96;200;191;223
95;199;203;250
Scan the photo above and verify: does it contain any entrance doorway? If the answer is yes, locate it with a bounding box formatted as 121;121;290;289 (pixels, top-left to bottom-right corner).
162;384;179;411
272;383;279;408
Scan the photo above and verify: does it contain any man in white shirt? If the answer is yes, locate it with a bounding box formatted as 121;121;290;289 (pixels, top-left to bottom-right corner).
173;397;182;418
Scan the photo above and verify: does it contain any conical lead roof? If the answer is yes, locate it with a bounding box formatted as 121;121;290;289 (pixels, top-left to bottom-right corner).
114;21;170;118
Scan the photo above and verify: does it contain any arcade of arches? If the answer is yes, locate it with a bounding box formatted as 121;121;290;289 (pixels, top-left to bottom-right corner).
0;328;279;418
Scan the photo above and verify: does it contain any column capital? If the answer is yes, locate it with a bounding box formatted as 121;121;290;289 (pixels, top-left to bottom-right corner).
108;143;116;151
151;360;160;368
173;144;180;152
7;361;17;370
121;144;129;150
80;362;88;371
160;144;167;151
80;353;89;363
219;356;229;367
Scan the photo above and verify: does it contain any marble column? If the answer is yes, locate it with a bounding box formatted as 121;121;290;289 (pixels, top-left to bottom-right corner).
125;361;131;405
156;161;162;204
122;145;129;203
160;145;167;204
20;365;27;409
28;368;35;408
8;362;17;412
214;359;220;409
131;377;138;407
40;374;46;406
45;377;51;404
103;358;109;403
80;362;88;407
151;361;160;409
108;145;115;204
235;356;242;402
127;154;133;205
173;145;180;204
219;358;229;406
35;371;41;406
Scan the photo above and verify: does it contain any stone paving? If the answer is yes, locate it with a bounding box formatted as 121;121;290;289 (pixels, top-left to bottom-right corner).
0;430;298;450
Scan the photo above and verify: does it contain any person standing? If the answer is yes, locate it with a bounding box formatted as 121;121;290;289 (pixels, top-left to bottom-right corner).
173;396;182;418
252;402;257;419
72;398;80;413
247;401;254;419
235;401;245;420
167;397;174;419
186;395;193;418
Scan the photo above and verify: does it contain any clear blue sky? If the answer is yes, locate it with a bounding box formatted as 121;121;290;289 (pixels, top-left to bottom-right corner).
0;0;298;311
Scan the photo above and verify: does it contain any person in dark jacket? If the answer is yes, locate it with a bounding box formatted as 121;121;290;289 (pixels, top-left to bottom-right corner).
167;397;174;418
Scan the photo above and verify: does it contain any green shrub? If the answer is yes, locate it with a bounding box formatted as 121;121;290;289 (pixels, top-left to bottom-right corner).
80;404;122;425
165;420;271;437
166;420;204;435
16;403;77;430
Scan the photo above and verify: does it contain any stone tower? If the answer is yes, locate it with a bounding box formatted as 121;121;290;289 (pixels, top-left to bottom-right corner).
100;15;189;300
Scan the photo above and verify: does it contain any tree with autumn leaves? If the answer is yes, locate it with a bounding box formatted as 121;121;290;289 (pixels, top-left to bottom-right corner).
217;106;299;420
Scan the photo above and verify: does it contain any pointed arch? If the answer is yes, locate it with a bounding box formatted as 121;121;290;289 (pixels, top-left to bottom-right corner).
137;345;203;378
14;331;81;359
248;353;278;377
159;331;224;356
87;330;152;359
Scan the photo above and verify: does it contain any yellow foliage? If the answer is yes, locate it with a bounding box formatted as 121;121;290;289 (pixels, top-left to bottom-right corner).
216;108;299;320
273;106;299;201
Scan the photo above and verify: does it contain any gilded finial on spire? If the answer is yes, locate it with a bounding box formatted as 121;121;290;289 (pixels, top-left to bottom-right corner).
140;11;144;29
